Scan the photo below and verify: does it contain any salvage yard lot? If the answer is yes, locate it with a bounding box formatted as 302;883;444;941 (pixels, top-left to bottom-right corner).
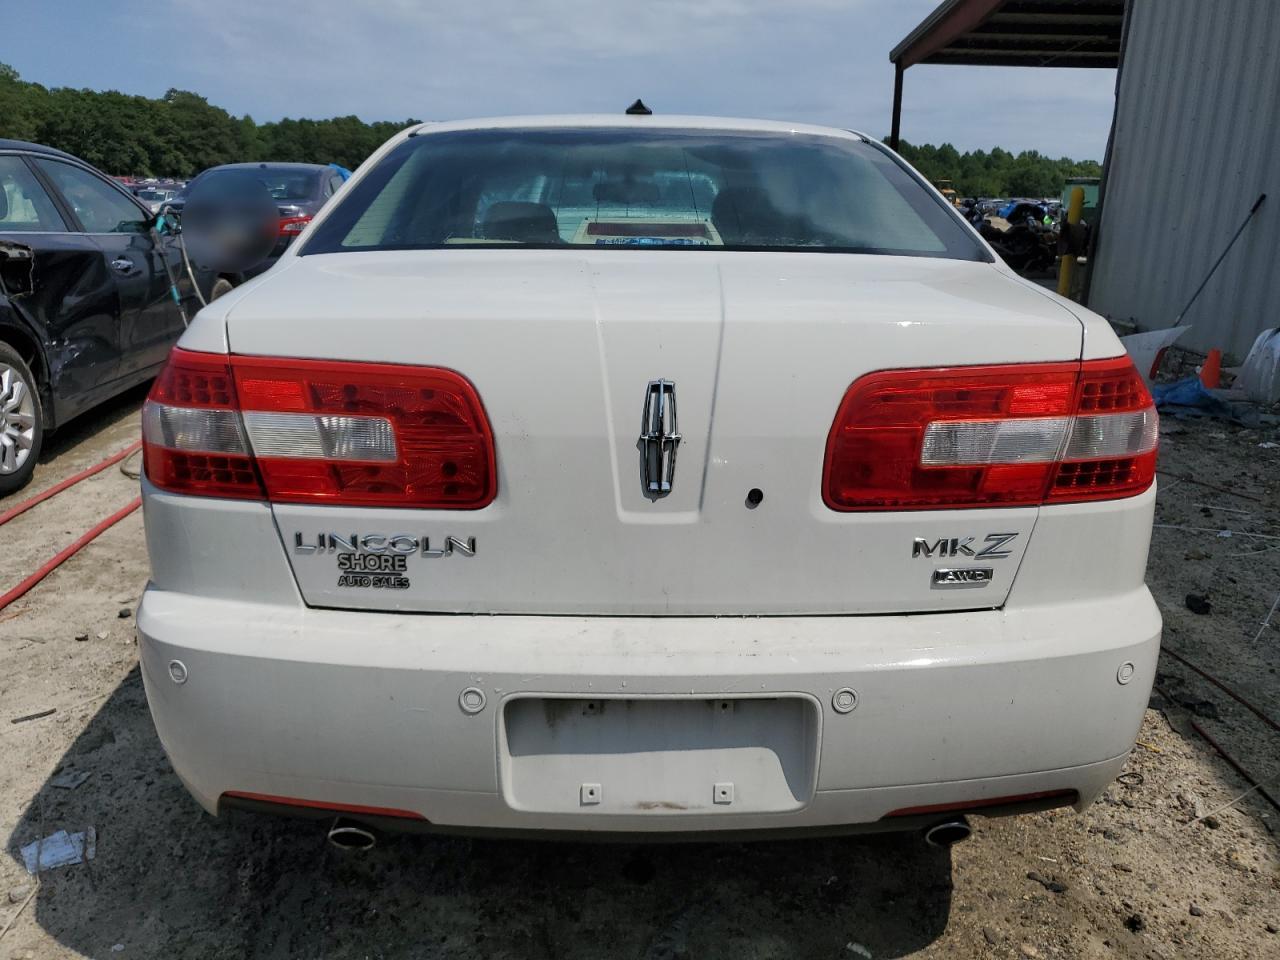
1;395;1277;959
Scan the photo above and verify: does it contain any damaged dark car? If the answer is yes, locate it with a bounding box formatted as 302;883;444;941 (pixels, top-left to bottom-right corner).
0;139;213;493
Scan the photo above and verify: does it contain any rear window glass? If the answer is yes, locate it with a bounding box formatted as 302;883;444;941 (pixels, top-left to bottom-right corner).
302;128;987;260
198;168;316;202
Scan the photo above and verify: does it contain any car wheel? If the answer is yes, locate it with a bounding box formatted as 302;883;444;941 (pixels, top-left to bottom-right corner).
209;278;235;301
0;343;43;496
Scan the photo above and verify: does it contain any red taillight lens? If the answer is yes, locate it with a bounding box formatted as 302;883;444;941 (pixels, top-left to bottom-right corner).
277;215;311;236
823;357;1157;511
142;350;264;500
233;355;495;508
1045;357;1157;503
143;349;496;508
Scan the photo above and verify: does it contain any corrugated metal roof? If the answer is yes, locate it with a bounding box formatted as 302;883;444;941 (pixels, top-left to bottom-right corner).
891;0;1124;69
1089;0;1280;360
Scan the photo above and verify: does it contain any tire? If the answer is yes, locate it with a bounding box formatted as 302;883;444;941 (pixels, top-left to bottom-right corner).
209;277;235;301
0;342;43;496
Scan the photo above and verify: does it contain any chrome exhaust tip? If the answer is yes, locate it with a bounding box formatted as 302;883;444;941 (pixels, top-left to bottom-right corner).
327;819;377;851
923;817;972;848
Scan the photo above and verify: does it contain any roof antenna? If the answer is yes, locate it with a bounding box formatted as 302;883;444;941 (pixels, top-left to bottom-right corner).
625;99;652;116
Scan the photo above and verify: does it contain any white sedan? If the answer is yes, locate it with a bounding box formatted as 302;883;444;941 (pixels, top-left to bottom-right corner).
136;114;1159;844
134;187;177;214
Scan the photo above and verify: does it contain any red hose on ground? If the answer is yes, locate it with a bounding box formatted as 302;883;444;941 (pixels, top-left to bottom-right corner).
0;497;141;612
0;440;142;528
1162;646;1280;734
1155;683;1280;815
1188;717;1280;814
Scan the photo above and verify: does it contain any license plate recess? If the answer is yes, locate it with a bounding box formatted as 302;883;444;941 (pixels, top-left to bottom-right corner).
500;696;819;815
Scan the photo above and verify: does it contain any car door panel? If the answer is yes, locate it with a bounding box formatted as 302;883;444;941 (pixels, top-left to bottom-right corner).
91;229;182;375
2;233;123;424
33;157;187;379
0;153;122;427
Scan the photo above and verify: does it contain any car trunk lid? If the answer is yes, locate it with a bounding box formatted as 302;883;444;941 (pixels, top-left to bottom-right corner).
225;250;1083;615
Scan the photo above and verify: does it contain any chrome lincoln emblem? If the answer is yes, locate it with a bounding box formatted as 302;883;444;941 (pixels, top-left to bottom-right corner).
639;379;681;497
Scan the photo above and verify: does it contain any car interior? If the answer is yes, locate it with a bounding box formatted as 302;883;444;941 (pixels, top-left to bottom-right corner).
478;200;561;244
0;157;66;232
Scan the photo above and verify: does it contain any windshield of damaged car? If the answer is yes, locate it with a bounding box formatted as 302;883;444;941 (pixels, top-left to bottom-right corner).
302;128;988;259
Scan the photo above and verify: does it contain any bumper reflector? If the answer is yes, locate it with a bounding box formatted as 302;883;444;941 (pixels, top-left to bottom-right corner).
222;791;426;820
884;789;1079;818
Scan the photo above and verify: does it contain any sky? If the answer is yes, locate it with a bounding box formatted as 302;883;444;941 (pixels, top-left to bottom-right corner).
6;0;1118;159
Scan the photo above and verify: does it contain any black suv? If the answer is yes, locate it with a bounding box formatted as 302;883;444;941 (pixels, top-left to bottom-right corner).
0;139;214;493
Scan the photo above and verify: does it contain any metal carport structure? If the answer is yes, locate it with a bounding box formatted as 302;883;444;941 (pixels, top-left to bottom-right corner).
888;0;1124;151
889;0;1280;360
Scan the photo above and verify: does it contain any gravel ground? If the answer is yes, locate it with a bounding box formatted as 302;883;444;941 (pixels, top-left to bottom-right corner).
0;391;1277;959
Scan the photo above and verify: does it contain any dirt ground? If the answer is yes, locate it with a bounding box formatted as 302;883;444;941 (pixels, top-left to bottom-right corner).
1;389;1278;960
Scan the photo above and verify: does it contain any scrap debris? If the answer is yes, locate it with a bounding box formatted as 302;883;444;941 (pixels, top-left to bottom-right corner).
1252;588;1280;641
1151;376;1277;428
1026;870;1067;894
0;882;37;943
9;709;55;725
1188;775;1280;827
1157;470;1265;503
1156;674;1220;719
1185;594;1212;616
1238;327;1280;404
19;827;96;874
49;769;92;791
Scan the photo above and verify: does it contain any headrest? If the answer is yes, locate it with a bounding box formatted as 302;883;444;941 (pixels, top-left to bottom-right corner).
480;201;560;244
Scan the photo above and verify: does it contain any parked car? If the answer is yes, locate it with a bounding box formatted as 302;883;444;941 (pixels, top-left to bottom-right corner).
137;115;1160;843
157;184;186;216
0;139;216;494
134;187;179;214
163;162;344;280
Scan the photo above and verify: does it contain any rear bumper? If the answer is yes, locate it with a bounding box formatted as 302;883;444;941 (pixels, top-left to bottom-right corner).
137;586;1160;835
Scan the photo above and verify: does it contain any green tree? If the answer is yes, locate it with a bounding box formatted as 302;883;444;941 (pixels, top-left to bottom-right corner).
896;139;1100;198
0;63;44;142
159;89;243;175
4;68;1102;190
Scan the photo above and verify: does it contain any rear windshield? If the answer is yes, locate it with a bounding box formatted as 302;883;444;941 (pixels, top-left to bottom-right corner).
199;168;316;202
302;127;988;260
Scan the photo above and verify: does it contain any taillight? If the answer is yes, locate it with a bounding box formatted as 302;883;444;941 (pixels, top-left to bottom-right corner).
1045;357;1158;503
823;357;1157;511
142;349;262;500
277;215;311;236
143;349;496;508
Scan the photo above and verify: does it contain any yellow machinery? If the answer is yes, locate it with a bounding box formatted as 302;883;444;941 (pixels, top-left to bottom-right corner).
1057;186;1086;297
